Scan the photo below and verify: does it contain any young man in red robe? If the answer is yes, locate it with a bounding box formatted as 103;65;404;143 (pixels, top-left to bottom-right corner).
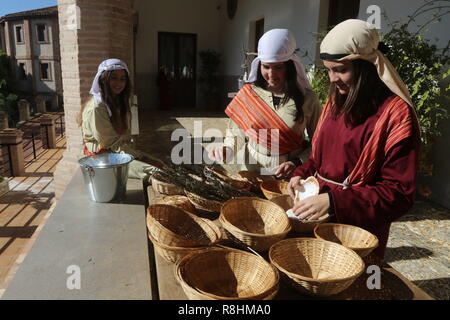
288;19;421;259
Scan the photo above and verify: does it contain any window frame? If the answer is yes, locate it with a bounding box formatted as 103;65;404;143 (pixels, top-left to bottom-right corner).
36;23;50;44
40;62;52;81
15;25;24;44
18;62;27;80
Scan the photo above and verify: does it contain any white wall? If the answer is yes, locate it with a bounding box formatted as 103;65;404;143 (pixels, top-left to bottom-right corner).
358;0;449;49
220;0;324;77
134;0;223;108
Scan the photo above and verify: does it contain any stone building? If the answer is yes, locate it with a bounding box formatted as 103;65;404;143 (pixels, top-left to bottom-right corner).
0;6;63;112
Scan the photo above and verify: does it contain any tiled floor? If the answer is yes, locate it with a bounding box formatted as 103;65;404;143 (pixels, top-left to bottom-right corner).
0;135;65;297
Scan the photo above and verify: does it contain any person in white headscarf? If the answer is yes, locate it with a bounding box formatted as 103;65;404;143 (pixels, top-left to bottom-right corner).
79;58;162;179
288;20;421;258
208;29;322;178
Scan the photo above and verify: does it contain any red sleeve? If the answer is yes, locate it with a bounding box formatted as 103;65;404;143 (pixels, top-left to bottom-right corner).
292;156;318;179
329;135;420;231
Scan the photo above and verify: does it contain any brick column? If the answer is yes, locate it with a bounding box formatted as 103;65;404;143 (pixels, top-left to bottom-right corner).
54;0;135;199
0;129;25;176
0;112;8;130
18;99;31;122
40;115;57;149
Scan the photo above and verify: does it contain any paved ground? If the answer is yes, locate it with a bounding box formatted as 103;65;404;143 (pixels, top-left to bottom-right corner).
0;135;65;296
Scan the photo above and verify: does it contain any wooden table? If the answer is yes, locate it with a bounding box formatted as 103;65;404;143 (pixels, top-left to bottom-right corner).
146;187;433;300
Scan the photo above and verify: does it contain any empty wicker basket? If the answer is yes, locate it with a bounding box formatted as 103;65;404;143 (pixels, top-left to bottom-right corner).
154;195;197;214
271;195;331;233
219;197;291;252
148;232;206;264
260;179;290;200
314;223;379;257
269;238;365;297
176;247;279;300
146;204;221;247
185;190;223;213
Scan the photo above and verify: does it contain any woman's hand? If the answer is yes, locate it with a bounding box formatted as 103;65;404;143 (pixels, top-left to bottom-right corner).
208;146;233;163
272;161;296;179
288;176;302;198
291;193;330;221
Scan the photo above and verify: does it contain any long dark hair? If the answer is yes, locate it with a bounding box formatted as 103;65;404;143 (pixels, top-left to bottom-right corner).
254;60;305;122
98;70;132;135
329;59;393;126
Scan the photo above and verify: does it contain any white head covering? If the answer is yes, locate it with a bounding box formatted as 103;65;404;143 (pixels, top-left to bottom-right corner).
320;19;413;106
247;29;312;94
89;58;130;116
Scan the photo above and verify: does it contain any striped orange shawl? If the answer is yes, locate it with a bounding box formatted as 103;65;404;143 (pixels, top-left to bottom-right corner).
225;84;303;155
312;96;418;186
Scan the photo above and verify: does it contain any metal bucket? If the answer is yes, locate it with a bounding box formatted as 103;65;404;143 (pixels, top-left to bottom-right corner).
79;153;134;203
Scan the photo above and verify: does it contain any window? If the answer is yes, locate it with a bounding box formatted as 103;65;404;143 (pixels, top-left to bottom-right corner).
36;24;49;43
15;25;24;43
40;63;51;80
18;63;27;80
328;0;360;29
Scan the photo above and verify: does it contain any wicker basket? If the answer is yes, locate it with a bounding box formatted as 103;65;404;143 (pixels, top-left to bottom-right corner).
219;197;291;252
260;179;290;200
154;195;197;214
269;238;364;297
151;173;185;195
176;247;279;300
238;171;272;193
146;204;221;247
271;195;331;233
185;190;223;213
314;223;379;258
148;232;206;264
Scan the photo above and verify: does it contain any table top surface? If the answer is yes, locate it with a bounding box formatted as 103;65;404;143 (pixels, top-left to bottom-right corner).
147;188;433;301
2;169;152;300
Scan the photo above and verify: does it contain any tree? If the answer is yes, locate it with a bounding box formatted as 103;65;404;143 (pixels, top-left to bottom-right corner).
0;51;19;126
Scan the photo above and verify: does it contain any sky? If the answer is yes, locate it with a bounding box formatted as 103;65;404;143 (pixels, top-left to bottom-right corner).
0;0;57;17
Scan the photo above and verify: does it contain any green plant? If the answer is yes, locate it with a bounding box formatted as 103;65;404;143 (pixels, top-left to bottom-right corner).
309;3;450;176
382;1;450;176
0;51;19;126
198;50;222;103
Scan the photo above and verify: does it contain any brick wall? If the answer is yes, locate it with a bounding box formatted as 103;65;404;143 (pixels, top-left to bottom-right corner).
54;0;135;199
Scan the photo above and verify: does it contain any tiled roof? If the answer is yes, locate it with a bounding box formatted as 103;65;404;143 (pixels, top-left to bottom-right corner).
0;6;58;22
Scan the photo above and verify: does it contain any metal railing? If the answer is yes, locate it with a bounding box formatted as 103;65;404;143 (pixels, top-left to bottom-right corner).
0;112;65;177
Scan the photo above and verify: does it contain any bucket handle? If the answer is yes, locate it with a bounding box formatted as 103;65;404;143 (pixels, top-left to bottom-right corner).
87;166;95;178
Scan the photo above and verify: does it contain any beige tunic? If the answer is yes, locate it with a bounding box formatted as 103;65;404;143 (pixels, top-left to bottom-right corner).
223;84;322;172
81;97;152;179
